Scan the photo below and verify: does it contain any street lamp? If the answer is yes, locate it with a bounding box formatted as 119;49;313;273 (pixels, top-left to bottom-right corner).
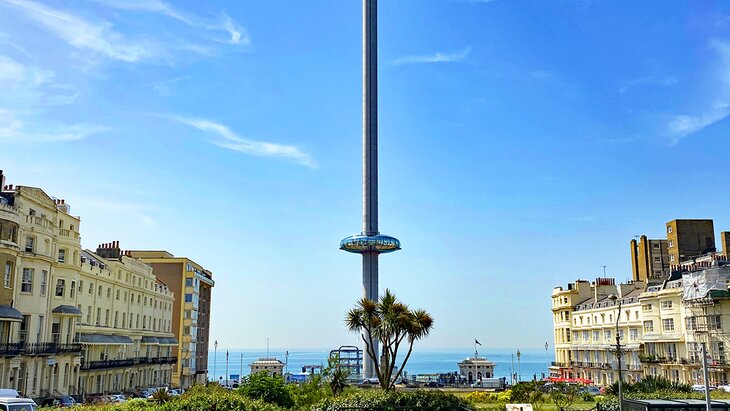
516;349;521;383
545;342;549;373
608;294;626;411
213;340;218;384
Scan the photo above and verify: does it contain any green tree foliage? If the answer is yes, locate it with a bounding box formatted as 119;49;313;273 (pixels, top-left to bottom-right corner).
605;375;692;395
548;382;580;411
323;354;350;396
313;389;472;411
345;289;434;391
510;381;541;402
238;371;295;408
150;389;172;404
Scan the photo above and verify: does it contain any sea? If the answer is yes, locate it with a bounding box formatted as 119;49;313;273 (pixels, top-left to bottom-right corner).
208;348;555;382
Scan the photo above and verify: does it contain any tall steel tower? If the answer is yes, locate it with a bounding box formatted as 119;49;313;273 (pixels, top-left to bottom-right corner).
340;0;401;379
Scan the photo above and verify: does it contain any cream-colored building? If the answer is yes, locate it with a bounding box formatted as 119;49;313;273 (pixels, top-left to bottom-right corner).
250;358;284;377
457;356;496;384
76;244;176;396
0;173;180;402
551;258;730;386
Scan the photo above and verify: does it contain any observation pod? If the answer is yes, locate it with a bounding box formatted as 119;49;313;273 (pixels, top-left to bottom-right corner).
339;234;401;254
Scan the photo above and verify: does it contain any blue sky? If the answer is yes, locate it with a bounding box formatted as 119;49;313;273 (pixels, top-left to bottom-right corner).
1;0;730;352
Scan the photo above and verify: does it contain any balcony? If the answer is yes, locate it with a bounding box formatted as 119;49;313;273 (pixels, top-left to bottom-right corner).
0;342;82;356
80;356;178;370
58;229;79;239
81;358;135;370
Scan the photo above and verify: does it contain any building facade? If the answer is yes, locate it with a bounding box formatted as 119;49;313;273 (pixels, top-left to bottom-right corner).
666;219;716;265
551;258;730;386
76;244;177;395
630;236;669;282
0;172;181;401
128;251;214;388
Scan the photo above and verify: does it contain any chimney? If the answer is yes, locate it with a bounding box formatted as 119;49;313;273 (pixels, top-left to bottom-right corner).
96;241;122;261
0;170;4;191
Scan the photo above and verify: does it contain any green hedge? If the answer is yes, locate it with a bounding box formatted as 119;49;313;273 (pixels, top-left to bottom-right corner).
311;389;473;411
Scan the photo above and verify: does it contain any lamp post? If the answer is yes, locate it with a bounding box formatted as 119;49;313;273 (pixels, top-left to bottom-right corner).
225;350;230;386
545;342;549;373
213;340;218;384
516;349;521;383
608;294;626;411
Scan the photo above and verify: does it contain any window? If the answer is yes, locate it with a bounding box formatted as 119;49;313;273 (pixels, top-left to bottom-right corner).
88;282;93;294
593;331;599;342
711;315;722;330
185;293;192;303
643;320;654;333
18;315;29;344
668;226;673;234
604;330;612;341
79;280;83;292
661;301;673;309
669;240;674;248
55;279;65;297
185;278;193;287
186;263;193;272
58;249;66;263
106;288;110;299
671;255;675;262
653;243;660;249
630;328;639;341
86;307;91;324
653;256;661;262
582;331;589;341
663;318;675;332
96;308;101;325
116;289;120;300
686;317;697;331
21;268;33;293
618;330;625;340
98;285;102;297
3;262;11;288
39;270;47;296
24;236;34;253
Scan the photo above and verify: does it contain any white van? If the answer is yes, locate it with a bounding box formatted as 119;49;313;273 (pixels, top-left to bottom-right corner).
0;390;19;399
0;397;37;410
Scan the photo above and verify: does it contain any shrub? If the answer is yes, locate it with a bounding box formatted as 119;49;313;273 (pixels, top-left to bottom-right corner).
313;389;473;411
466;391;492;403
238;371;295;408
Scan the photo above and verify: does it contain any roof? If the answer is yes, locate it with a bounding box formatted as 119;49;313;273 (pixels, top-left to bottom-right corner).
78;334;134;345
458;357;495;366
0;305;23;322
52;305;82;316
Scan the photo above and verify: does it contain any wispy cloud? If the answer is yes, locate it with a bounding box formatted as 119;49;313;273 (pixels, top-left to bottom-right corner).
0;54;79;106
166;116;317;168
391;46;471;66
0;109;107;141
619;76;677;94
92;0;250;45
666;40;730;144
0;0;153;62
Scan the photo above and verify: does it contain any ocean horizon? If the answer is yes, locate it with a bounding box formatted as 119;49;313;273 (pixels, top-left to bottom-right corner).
208;347;555;381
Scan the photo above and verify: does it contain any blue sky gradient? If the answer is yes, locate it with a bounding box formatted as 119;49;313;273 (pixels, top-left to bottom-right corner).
1;0;729;350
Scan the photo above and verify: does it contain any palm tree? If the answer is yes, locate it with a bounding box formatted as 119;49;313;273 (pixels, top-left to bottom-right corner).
345;289;434;391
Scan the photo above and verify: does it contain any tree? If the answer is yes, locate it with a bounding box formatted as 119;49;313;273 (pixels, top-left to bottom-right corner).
238;371;294;408
323;354;351;396
548;382;579;411
345;289;434;391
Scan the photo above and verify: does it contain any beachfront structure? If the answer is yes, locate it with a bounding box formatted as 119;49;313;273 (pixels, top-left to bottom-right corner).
0;171;179;401
551;255;730;386
250;358;284;377
339;0;401;379
128;251;214;389
457;356;496;384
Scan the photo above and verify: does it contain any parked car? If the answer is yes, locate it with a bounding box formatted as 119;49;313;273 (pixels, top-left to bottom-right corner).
578;386;601;395
40;395;76;407
718;384;730;393
425;381;444;388
109;394;127;403
168;389;184;396
0;397;38;410
0;389;20;398
692;384;717;392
